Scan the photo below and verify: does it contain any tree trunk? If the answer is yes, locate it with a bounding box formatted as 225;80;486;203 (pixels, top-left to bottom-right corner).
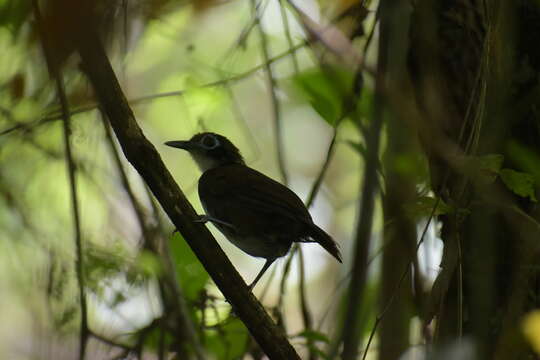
409;0;540;358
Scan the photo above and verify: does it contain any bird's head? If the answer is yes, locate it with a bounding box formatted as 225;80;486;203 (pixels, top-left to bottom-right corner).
165;132;244;172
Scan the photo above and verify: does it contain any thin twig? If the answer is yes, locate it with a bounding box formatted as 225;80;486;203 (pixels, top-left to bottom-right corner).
32;2;88;359
360;198;440;359
297;247;316;360
101;112;205;359
340;5;387;358
280;16;380;357
220;75;261;164
271;7;350;350
276;243;301;328
457;231;463;338
287;64;367;360
305;55;369;207
0;41;308;138
219;0;270;63
305;129;338;207
101;115;147;229
89;330;133;351
251;0;289;184
361;6;379;68
276;17;373;358
316;214;415;332
226;3;305;337
158;325;166;360
278;0;300;74
258;262;278;302
277;250;295;328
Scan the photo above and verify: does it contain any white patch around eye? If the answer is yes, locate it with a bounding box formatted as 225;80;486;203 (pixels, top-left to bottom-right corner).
200;135;220;149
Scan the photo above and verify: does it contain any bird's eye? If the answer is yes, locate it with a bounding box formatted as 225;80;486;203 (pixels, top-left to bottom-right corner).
201;134;220;149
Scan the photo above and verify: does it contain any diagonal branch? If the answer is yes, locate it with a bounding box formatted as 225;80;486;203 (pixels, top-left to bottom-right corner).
76;29;300;360
101;114;204;359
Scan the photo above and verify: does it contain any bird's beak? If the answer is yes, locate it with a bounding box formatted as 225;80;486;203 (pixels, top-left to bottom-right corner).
164;140;198;150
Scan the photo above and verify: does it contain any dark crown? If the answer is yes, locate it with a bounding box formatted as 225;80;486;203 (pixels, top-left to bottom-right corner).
190;132;244;165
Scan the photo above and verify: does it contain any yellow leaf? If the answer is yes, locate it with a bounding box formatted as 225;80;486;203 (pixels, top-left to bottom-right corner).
522;310;540;353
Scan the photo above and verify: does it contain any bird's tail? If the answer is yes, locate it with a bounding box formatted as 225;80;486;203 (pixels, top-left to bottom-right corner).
305;223;342;263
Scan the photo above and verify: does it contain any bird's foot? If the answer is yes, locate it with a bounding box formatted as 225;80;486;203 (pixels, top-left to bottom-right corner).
194;214;235;230
193;214;210;224
247;281;256;292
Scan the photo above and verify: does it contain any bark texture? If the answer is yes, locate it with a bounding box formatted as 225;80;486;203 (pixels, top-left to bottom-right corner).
75;29;301;360
409;1;540;358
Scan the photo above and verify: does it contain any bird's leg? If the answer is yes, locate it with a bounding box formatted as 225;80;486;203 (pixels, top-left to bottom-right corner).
194;214;235;230
248;258;276;291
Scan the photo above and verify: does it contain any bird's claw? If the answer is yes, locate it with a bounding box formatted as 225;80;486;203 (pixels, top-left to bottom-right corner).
194;214;235;230
194;214;210;224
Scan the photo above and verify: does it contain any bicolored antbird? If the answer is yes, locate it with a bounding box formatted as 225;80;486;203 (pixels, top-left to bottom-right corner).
165;132;341;289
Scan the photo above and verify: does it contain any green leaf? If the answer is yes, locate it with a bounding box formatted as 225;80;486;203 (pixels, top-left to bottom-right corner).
305;344;331;360
0;0;31;35
391;152;429;181
294;330;330;343
170;232;209;300
346;140;366;157
500;169;537;202
477;154;505;173
205;318;249;359
461;154;504;183
135;250;163;277
143;324;174;353
84;241;130;290
292;66;354;126
404;196;454;219
506;141;540;182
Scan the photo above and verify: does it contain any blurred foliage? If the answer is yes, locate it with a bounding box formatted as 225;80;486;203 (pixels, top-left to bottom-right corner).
404;196;454;219
346;139;366;157
460;153;504;184
0;0;31;35
523;311;540;355
0;0;365;358
3;0;539;359
292;65;355;126
204;318;249;359
169;232;209;301
500;168;537;202
507;141;540;183
294;329;332;359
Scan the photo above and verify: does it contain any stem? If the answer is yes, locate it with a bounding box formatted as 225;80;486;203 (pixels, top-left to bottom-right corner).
32;3;88;359
77;29;300;360
340;0;388;356
101;114;204;359
251;0;289;185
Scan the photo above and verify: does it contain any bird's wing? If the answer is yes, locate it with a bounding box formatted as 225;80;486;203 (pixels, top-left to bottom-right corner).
199;164;342;262
199;164;313;224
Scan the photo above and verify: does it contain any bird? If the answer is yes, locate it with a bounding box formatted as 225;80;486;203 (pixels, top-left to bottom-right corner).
165;132;342;290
